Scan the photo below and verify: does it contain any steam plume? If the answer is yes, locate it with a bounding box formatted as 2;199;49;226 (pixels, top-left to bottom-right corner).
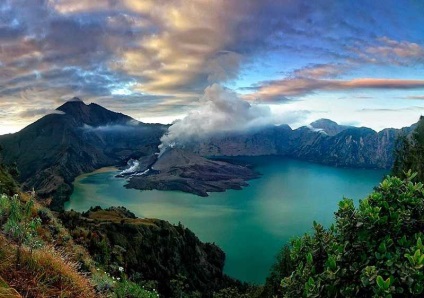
158;84;272;154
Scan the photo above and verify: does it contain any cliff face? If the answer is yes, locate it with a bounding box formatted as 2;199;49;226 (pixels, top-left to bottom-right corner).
186;120;414;169
0;99;166;210
187;125;292;156
59;207;228;296
288;126;412;168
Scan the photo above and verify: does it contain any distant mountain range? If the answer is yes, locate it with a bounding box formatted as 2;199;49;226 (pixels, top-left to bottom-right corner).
0;99;415;209
186;118;413;169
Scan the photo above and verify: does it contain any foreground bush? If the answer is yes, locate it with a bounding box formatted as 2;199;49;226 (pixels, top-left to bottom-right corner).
0;192;96;297
279;172;424;297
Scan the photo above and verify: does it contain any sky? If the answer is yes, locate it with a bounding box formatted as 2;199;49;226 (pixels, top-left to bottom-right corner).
1;0;424;135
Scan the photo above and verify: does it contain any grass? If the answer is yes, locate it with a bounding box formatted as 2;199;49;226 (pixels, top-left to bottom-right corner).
0;234;96;298
0;275;21;298
0;190;98;297
87;209;156;226
0;167;159;297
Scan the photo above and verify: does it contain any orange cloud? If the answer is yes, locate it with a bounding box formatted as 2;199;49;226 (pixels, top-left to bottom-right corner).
368;37;424;58
292;64;346;79
112;1;247;96
247;78;424;102
355;37;424;65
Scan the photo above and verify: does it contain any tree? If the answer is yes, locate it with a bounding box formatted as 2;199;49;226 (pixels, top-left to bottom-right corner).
278;173;424;297
392;116;424;182
261;245;293;297
7;162;19;180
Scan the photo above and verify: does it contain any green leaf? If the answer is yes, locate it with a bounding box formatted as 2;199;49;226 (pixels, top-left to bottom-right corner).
376;275;385;289
413;282;424;294
414;249;421;261
384;277;391;290
306;252;313;265
408;171;418;181
378;242;387;253
417;237;423;249
327;256;336;271
419;254;424;265
405;253;415;265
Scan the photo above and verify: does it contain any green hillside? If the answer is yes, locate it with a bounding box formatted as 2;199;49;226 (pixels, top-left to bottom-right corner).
263;118;424;297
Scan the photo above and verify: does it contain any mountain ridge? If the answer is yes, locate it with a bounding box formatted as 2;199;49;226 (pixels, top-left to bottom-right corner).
187;120;414;169
0;99;166;210
0;99;417;209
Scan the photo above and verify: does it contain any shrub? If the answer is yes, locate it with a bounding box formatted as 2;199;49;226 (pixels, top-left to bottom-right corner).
279;173;424;297
392;116;424;182
114;279;159;298
261;245;293;297
1;194;42;266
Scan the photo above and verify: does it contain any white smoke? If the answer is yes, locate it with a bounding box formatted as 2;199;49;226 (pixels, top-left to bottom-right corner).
158;83;272;155
119;159;140;175
306;124;327;135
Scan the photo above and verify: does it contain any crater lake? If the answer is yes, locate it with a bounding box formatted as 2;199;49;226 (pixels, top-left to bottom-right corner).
65;156;386;284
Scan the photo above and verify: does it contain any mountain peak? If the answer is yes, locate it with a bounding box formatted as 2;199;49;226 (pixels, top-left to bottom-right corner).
55;99;133;126
68;97;84;103
310;118;338;127
56;99;88;116
310;118;349;136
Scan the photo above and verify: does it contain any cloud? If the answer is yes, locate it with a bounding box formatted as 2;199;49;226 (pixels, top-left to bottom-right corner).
205;51;243;83
2;0;325;129
49;0;116;14
109;1;298;98
1;0;368;101
369;37;424;58
247;78;424;102
403;95;424;100
292;63;347;79
360;106;424;113
355;37;424;65
18;108;65;118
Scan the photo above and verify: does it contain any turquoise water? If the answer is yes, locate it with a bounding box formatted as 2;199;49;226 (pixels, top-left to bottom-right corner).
65;156;386;284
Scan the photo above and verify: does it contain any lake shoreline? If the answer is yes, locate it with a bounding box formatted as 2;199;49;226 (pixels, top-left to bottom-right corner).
66;156;386;283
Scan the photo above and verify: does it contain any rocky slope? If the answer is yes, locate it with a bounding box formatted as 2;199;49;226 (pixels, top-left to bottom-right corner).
0;99;166;210
123;148;259;196
289;126;402;168
0;160;251;297
59;206;240;296
187;119;415;169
